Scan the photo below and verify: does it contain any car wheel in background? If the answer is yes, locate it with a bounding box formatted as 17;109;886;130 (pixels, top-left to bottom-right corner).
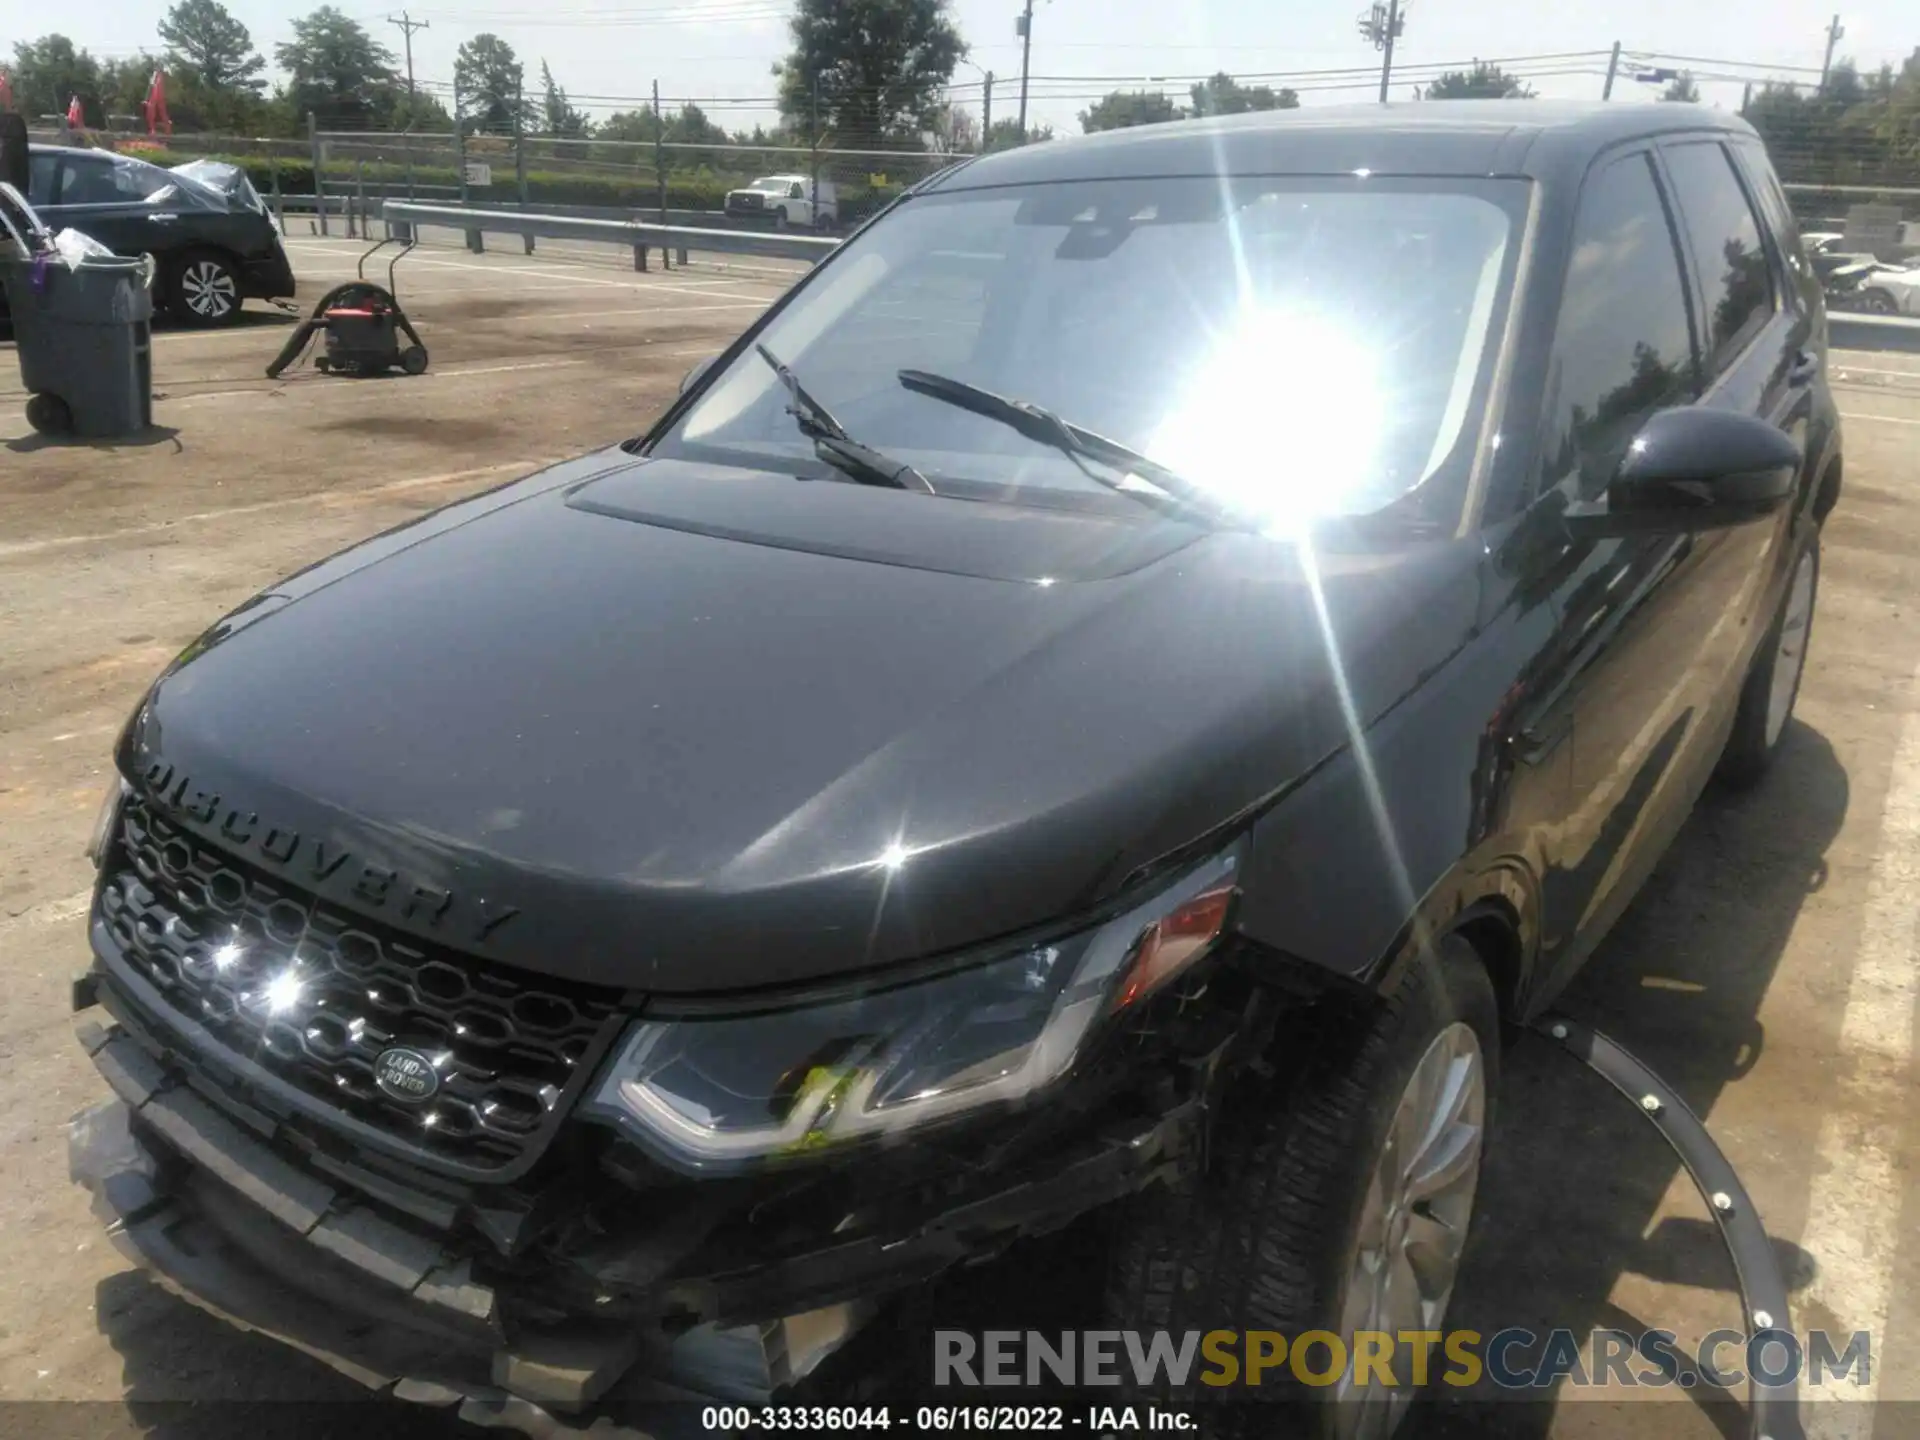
772;208;790;231
169;250;241;327
1858;288;1899;315
1718;522;1820;787
1103;935;1499;1438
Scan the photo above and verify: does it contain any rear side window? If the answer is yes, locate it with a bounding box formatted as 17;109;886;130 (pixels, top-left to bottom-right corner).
1539;152;1698;498
1663;142;1776;372
1731;138;1811;285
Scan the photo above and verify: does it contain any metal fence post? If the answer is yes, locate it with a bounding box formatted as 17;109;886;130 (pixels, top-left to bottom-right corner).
308;112;326;237
516;77;533;255
268;156;285;234
454;78;482;254
354;160;366;240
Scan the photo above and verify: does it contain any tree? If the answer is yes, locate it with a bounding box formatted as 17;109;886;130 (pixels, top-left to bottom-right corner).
776;0;965;148
984;116;1051;150
1661;71;1701;103
455;33;526;135
8;35;105;124
274;7;396;129
157;0;265;95
539;60;589;137
1079;89;1178;133
1423;62;1535;100
1188;72;1299;117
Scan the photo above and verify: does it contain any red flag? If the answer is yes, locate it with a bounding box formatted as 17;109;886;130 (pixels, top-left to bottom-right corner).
145;70;172;137
66;94;84;129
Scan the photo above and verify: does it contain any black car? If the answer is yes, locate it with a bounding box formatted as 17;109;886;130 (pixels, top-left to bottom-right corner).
69;102;1838;1435
19;145;294;325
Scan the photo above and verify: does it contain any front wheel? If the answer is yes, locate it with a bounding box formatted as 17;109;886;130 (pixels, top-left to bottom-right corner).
1718;525;1820;786
1104;936;1499;1439
1859;288;1899;315
772;208;790;232
169;250;241;327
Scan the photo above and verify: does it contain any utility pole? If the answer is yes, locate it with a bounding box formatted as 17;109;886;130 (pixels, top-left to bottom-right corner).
1357;2;1407;104
1819;13;1845;94
652;78;666;224
983;71;993;145
1016;0;1036;138
1602;41;1621;100
387;13;428;128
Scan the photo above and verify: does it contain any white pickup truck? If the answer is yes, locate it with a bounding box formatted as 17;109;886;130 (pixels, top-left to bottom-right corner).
722;174;838;230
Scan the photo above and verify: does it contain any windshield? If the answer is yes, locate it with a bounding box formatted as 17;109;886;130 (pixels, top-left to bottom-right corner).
655;174;1525;532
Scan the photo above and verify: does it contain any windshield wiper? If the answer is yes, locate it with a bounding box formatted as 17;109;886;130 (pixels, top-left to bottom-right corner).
755;344;934;493
897;369;1245;528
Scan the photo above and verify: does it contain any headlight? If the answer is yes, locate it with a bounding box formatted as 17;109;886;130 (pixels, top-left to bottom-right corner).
86;774;131;868
583;846;1241;1172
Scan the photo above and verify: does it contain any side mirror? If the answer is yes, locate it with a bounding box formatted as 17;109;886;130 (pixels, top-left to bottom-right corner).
679;355;718;396
1564;408;1800;540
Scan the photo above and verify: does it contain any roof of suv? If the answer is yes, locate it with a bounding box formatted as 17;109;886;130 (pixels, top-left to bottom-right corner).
926;100;1763;192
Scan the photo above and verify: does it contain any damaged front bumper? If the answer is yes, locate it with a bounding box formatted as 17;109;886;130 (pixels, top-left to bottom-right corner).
69;1007;1201;1434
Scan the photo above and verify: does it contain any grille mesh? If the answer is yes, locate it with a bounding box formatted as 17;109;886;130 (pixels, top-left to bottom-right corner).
98;794;624;1171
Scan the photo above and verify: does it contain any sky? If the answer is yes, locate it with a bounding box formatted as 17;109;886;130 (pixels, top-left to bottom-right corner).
2;0;1915;137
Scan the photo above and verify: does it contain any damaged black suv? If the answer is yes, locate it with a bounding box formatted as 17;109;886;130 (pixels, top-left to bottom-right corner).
70;101;1839;1437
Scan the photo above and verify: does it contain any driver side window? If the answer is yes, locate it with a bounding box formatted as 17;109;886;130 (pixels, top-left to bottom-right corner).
788;182;805;200
1538;152;1700;499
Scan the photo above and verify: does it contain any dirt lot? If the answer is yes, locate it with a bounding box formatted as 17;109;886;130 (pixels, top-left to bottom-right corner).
2;235;1919;1439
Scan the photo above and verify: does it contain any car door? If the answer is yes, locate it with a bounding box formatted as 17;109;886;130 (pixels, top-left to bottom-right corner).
35;151;178;259
1518;147;1731;999
1653;137;1803;723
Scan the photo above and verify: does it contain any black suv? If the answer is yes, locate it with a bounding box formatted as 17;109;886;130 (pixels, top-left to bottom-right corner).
21;146;294;325
70;102;1839;1436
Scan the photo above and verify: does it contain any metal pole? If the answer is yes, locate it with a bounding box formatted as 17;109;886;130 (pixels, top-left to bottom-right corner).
1741;81;1753;115
516;74;532;254
268;157;285;233
1819;14;1845;95
1603;41;1622;100
1016;0;1035;137
983;72;993;146
1377;0;1401;104
653;79;666;227
308;111;326;237
809;73;821;222
354;159;366;240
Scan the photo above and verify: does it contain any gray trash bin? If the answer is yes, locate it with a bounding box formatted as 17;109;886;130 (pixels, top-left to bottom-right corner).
1;254;154;438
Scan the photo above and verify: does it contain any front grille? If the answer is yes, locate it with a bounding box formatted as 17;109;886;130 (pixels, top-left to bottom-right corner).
97;794;625;1173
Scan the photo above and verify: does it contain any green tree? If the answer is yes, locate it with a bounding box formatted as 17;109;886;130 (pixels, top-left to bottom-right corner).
8;35;105;124
1423;62;1535;100
1188;71;1298;117
538;59;590;137
157;0;265;95
274;7;396;129
983;116;1049;150
1079;89;1178;133
1661;71;1701;103
455;33;525;135
775;0;965;148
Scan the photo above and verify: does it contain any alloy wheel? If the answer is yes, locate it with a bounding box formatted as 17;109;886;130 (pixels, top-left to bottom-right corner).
179;260;237;320
1331;1020;1487;1440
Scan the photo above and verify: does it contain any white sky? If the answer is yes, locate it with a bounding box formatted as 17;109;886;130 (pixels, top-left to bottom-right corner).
2;0;1913;135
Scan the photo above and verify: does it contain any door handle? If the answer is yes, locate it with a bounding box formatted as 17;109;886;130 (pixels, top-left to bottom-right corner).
1787;350;1820;387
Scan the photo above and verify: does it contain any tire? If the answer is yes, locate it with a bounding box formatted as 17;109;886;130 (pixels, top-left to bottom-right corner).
1104;936;1499;1438
1718;523;1820;787
25;392;73;435
169;250;242;327
773;208;790;232
1859;288;1899;315
400;345;428;376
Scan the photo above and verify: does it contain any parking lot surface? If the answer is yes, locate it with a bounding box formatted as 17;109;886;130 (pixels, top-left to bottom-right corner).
2;236;1919;1438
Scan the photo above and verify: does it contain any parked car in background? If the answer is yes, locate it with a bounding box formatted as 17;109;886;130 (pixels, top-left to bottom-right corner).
724;173;837;230
1850;262;1920;316
18;146;294;325
69;102;1840;1438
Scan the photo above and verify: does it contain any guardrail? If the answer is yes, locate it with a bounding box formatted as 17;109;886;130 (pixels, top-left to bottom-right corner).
1831;312;1920;353
379;199;837;271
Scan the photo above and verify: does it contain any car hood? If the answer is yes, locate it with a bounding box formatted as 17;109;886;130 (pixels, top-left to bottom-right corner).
119;449;1483;994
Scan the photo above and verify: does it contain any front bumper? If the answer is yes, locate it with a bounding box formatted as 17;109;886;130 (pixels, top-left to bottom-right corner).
239;244;296;300
70;1001;1202;1431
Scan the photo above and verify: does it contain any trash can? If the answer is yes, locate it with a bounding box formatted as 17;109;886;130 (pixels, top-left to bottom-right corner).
1;253;155;438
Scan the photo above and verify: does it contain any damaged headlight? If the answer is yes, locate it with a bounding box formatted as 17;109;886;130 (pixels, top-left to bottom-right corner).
583;845;1242;1172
